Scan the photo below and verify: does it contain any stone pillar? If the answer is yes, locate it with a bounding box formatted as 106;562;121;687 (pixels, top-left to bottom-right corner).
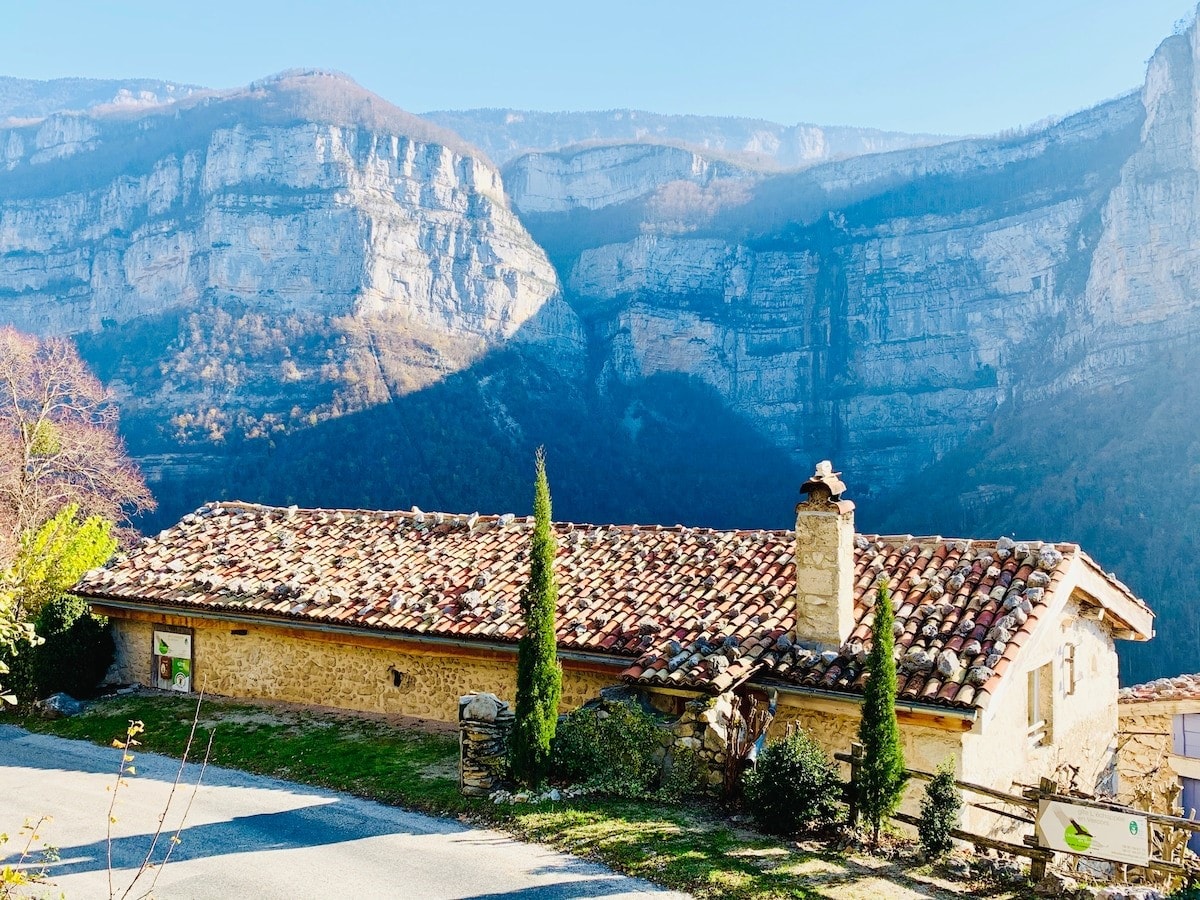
793;460;856;649
667;692;736;792
458;692;514;797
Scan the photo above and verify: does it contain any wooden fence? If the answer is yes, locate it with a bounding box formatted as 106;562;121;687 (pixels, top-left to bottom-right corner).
836;742;1200;886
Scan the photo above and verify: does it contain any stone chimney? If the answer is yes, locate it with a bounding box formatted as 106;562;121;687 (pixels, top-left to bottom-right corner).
793;460;856;649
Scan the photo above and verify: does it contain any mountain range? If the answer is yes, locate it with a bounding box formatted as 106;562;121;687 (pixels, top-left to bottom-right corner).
1;19;1199;684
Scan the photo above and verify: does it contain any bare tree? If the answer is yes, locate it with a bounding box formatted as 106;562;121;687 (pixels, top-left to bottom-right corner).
0;327;154;562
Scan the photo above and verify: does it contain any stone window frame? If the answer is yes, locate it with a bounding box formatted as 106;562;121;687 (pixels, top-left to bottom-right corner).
1063;643;1077;696
1027;661;1054;748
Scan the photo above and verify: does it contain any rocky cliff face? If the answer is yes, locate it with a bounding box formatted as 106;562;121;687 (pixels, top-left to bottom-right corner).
421;108;958;167
512;94;1143;497
504;143;759;215
0;70;569;448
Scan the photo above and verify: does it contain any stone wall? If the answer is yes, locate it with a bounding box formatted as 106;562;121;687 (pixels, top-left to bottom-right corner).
1118;703;1181;814
959;597;1122;834
664;692;736;792
771;695;965;821
107;615;617;723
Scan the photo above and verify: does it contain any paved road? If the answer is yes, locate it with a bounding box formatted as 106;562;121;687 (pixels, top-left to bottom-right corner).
0;726;687;899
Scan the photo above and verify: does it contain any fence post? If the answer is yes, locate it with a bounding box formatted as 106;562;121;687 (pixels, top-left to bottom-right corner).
1029;776;1054;883
848;741;864;826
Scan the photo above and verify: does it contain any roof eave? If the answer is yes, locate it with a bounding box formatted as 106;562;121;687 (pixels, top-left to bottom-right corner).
81;594;633;671
1072;552;1154;640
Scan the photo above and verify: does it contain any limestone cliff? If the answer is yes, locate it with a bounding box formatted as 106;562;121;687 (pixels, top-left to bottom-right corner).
503;143;759;215
0;70;570;447
514;94;1143;497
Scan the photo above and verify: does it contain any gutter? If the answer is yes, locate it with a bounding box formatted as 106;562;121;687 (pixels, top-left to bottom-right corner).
753;677;979;725
81;595;631;671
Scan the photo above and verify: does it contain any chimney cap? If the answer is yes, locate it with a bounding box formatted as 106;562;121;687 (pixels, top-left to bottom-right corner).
800;460;847;501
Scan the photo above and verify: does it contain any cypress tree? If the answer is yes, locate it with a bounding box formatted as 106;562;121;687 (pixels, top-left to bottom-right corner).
856;579;907;845
509;447;563;788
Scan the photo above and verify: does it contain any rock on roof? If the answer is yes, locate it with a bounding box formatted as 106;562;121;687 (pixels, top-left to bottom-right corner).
74;501;1143;711
1120;674;1200;704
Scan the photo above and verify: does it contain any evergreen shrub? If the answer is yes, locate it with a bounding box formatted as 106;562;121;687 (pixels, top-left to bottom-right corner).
509;449;563;788
657;746;707;801
742;726;844;835
552;701;662;797
857;580;908;842
919;761;962;859
32;596;113;700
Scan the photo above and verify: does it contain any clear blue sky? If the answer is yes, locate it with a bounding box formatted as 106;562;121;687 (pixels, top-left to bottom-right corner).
2;0;1194;134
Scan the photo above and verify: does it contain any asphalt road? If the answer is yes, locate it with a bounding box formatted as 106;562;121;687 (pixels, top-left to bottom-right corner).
0;725;688;899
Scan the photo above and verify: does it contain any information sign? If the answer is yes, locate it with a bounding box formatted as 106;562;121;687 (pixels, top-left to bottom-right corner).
1036;800;1149;866
153;630;192;693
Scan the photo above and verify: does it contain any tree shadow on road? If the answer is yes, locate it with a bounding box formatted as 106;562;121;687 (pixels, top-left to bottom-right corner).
45;799;461;877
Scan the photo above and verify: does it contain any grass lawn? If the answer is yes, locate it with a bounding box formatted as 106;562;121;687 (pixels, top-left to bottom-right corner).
9;691;1029;900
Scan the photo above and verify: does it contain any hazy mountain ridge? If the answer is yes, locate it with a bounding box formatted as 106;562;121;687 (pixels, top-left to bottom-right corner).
421;107;959;168
0;75;203;122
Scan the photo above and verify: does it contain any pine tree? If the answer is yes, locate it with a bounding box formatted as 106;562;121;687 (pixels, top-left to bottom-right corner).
509;448;563;788
856;579;907;845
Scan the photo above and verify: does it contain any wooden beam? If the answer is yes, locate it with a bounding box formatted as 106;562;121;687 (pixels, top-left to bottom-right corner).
892;812;1051;861
836;753;1038;809
777;690;975;732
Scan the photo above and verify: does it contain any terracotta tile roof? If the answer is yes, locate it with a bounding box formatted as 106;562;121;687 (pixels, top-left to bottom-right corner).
1120;675;1200;704
637;534;1081;710
74;501;1144;711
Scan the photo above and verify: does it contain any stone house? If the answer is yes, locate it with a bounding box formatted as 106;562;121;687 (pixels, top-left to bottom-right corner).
1118;674;1200;847
73;463;1152;827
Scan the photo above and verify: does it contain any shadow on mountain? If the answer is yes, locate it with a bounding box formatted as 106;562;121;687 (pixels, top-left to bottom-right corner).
878;337;1200;686
141;341;805;535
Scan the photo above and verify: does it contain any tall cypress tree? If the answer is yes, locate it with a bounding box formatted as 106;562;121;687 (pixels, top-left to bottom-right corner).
856;579;907;844
509;447;563;788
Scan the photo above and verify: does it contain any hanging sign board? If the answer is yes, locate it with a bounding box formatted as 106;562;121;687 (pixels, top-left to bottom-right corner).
1036;799;1149;866
153;630;192;693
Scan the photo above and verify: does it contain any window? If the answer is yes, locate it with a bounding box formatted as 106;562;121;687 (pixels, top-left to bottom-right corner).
1028;662;1054;746
1174;714;1200;759
1064;644;1077;696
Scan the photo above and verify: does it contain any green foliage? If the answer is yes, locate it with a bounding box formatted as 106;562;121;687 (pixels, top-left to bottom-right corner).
742;726;844;836
919;760;962;859
856;580;908;843
0;506;116;703
0;596;113;704
0;595;35;705
657;746;707;801
509;448;563;788
4;504;117;621
32;595;113;700
551;701;664;798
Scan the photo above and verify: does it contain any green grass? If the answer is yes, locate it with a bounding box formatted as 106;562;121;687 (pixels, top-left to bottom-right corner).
8;692;1016;900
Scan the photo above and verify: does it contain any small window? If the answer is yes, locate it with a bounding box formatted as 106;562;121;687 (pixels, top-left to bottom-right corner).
1028;662;1054;746
1175;714;1200;759
1064;645;1077;696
